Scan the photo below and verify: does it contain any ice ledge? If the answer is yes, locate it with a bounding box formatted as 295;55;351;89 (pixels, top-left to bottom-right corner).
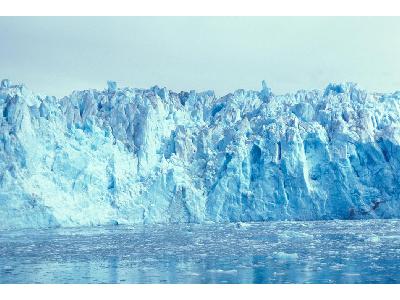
1;79;400;229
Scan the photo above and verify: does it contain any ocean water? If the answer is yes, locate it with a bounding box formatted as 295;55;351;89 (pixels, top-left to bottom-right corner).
1;220;400;284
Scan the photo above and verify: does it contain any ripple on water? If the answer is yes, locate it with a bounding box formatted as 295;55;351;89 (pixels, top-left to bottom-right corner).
0;220;400;283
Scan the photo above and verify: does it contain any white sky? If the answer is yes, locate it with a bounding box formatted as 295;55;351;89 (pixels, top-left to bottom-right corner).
0;17;399;97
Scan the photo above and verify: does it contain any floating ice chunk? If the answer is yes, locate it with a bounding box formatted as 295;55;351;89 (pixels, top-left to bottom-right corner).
367;235;381;243
274;252;299;261
279;231;314;240
235;222;252;229
207;269;238;274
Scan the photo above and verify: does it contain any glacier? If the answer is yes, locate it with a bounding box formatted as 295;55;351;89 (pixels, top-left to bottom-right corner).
1;79;400;229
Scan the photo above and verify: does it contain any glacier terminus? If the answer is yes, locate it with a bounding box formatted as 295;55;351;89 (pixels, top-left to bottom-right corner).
1;79;400;230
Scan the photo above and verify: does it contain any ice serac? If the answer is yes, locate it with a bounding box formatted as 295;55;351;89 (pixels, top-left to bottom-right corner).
1;79;400;229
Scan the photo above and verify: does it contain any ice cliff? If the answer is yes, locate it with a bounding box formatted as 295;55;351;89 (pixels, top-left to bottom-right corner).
1;79;400;229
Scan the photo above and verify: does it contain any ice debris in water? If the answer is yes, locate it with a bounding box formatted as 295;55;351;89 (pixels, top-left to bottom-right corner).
367;235;381;243
235;222;252;229
279;231;313;240
274;252;299;261
1;79;400;229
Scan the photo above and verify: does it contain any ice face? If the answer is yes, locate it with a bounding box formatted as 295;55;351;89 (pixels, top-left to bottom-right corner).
1;80;400;229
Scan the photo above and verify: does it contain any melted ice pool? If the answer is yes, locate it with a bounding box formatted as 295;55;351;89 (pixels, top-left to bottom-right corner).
1;220;400;283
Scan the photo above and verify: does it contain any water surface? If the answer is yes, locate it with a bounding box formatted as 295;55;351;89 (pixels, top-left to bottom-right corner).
1;220;400;283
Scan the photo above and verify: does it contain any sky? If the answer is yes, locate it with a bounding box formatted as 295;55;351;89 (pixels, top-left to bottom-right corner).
0;17;400;97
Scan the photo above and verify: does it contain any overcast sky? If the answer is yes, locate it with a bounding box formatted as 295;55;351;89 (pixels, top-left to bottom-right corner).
0;17;399;97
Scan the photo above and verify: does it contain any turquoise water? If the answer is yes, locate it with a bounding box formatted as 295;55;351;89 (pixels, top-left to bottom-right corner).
1;220;400;283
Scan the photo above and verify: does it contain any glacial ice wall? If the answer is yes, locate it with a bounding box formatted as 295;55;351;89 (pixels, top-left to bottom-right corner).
1;79;400;229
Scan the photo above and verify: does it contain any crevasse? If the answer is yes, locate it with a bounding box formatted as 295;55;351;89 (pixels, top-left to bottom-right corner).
1;79;400;229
